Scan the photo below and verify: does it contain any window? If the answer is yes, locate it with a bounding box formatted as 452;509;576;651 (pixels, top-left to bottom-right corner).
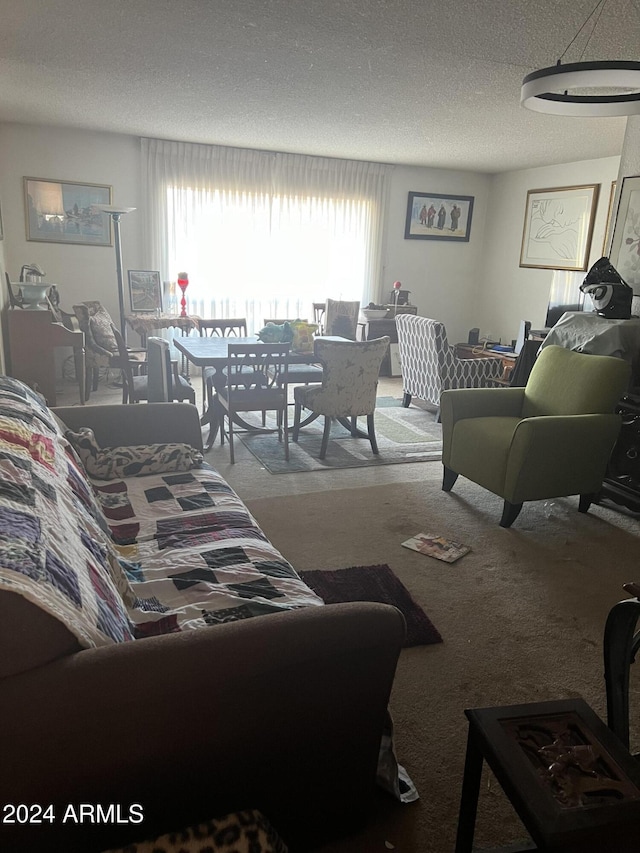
142;138;391;332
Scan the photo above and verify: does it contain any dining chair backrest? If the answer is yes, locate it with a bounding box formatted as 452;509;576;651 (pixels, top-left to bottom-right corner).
147;337;173;402
199;319;247;337
312;302;326;334
225;343;291;401
311;337;389;416
111;324;136;401
263;319;308;326
324;299;360;340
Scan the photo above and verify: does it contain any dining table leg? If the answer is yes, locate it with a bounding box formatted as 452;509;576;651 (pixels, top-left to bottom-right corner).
199;366;227;450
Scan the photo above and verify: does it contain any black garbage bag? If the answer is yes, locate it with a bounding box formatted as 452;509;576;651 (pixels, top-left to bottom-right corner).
580;257;633;319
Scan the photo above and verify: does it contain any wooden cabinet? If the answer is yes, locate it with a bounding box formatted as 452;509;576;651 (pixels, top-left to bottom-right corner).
598;394;640;512
360;318;397;376
7;309;85;405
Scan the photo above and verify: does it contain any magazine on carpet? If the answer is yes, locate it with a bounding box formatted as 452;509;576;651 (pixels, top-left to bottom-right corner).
401;532;470;563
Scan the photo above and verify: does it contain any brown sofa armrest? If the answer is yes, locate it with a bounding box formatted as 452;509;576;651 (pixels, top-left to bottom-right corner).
53;403;203;451
0;602;405;852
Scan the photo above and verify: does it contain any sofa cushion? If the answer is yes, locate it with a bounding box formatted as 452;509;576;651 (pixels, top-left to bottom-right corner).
66;427;204;479
290;320;317;353
89;307;118;353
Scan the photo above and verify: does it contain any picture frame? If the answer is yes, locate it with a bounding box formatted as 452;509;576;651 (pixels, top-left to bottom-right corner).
519;184;599;271
601;180;617;257
128;270;163;313
404;191;474;241
24;177;112;246
609;175;640;288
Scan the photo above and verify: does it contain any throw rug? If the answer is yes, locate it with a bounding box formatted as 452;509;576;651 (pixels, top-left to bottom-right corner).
239;397;442;474
300;563;442;647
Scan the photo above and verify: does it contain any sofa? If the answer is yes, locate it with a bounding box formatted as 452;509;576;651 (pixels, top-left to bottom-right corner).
0;377;406;852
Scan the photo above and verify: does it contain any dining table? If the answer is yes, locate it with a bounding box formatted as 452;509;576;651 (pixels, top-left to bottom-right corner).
174;334;363;451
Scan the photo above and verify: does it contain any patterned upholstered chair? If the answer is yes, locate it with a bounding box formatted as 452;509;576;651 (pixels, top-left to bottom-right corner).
72;301;145;399
292;337;390;459
395;314;502;419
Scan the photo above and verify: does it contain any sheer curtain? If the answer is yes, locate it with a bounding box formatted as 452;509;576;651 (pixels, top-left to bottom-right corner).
141;138;392;332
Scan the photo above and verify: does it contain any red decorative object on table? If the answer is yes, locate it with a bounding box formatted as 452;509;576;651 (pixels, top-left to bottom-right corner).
177;272;189;317
393;280;402;315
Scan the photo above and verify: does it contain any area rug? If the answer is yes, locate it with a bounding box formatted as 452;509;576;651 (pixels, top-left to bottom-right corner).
239;397;442;473
299;563;442;647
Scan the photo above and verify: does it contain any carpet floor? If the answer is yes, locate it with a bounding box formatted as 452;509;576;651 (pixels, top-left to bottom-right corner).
239;397;442;473
300;564;442;647
245;479;640;853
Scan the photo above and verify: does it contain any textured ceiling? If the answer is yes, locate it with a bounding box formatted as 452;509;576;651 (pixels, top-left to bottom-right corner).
1;0;639;173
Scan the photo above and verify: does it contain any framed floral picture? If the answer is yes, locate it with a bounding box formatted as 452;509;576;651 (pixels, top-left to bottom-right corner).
609;175;640;287
24;177;112;245
128;270;163;313
519;184;599;271
404;191;474;241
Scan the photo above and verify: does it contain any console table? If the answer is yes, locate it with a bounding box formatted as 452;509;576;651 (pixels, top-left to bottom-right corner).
125;313;202;347
454;344;517;386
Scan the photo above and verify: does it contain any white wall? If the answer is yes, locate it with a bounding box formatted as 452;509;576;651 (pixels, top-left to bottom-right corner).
0;120;621;367
0;123;142;329
383;166;491;345
476;156;620;344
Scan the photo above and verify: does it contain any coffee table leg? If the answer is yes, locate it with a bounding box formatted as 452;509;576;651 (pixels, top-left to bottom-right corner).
455;726;484;853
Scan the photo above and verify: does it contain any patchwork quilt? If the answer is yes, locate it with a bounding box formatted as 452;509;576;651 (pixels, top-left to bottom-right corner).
0;375;321;649
93;466;322;636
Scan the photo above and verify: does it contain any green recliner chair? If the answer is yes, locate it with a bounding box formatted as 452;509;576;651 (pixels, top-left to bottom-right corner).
441;345;631;527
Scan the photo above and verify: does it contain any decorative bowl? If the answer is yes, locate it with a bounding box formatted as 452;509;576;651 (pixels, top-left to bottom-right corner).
18;284;50;309
361;308;388;321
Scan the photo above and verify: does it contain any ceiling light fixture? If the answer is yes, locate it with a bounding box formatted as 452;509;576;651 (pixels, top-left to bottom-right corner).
521;0;640;116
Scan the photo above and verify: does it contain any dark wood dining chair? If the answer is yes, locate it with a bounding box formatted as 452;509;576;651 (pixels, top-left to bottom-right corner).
112;326;196;405
199;319;248;414
215;343;291;464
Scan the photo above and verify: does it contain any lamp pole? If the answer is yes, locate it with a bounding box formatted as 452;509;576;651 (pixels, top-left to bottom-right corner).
92;205;136;345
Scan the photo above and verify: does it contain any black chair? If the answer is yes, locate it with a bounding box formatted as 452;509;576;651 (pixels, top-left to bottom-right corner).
112;326;196;405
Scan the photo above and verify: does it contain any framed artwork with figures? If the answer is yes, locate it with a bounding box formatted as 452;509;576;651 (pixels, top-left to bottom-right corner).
404;191;474;241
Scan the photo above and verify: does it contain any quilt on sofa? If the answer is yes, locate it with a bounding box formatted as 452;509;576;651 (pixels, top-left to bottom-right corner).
0;376;321;649
92;466;323;635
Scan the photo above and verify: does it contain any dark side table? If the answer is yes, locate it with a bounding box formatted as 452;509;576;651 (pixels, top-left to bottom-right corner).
456;698;640;853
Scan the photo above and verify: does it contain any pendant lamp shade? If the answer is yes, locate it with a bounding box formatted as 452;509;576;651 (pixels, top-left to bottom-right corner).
521;60;640;116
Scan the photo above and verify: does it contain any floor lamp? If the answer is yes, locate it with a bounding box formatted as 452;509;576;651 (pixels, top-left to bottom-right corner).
93;204;136;345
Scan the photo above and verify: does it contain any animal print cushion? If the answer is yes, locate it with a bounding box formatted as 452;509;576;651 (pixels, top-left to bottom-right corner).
66;427;204;480
102;810;288;852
